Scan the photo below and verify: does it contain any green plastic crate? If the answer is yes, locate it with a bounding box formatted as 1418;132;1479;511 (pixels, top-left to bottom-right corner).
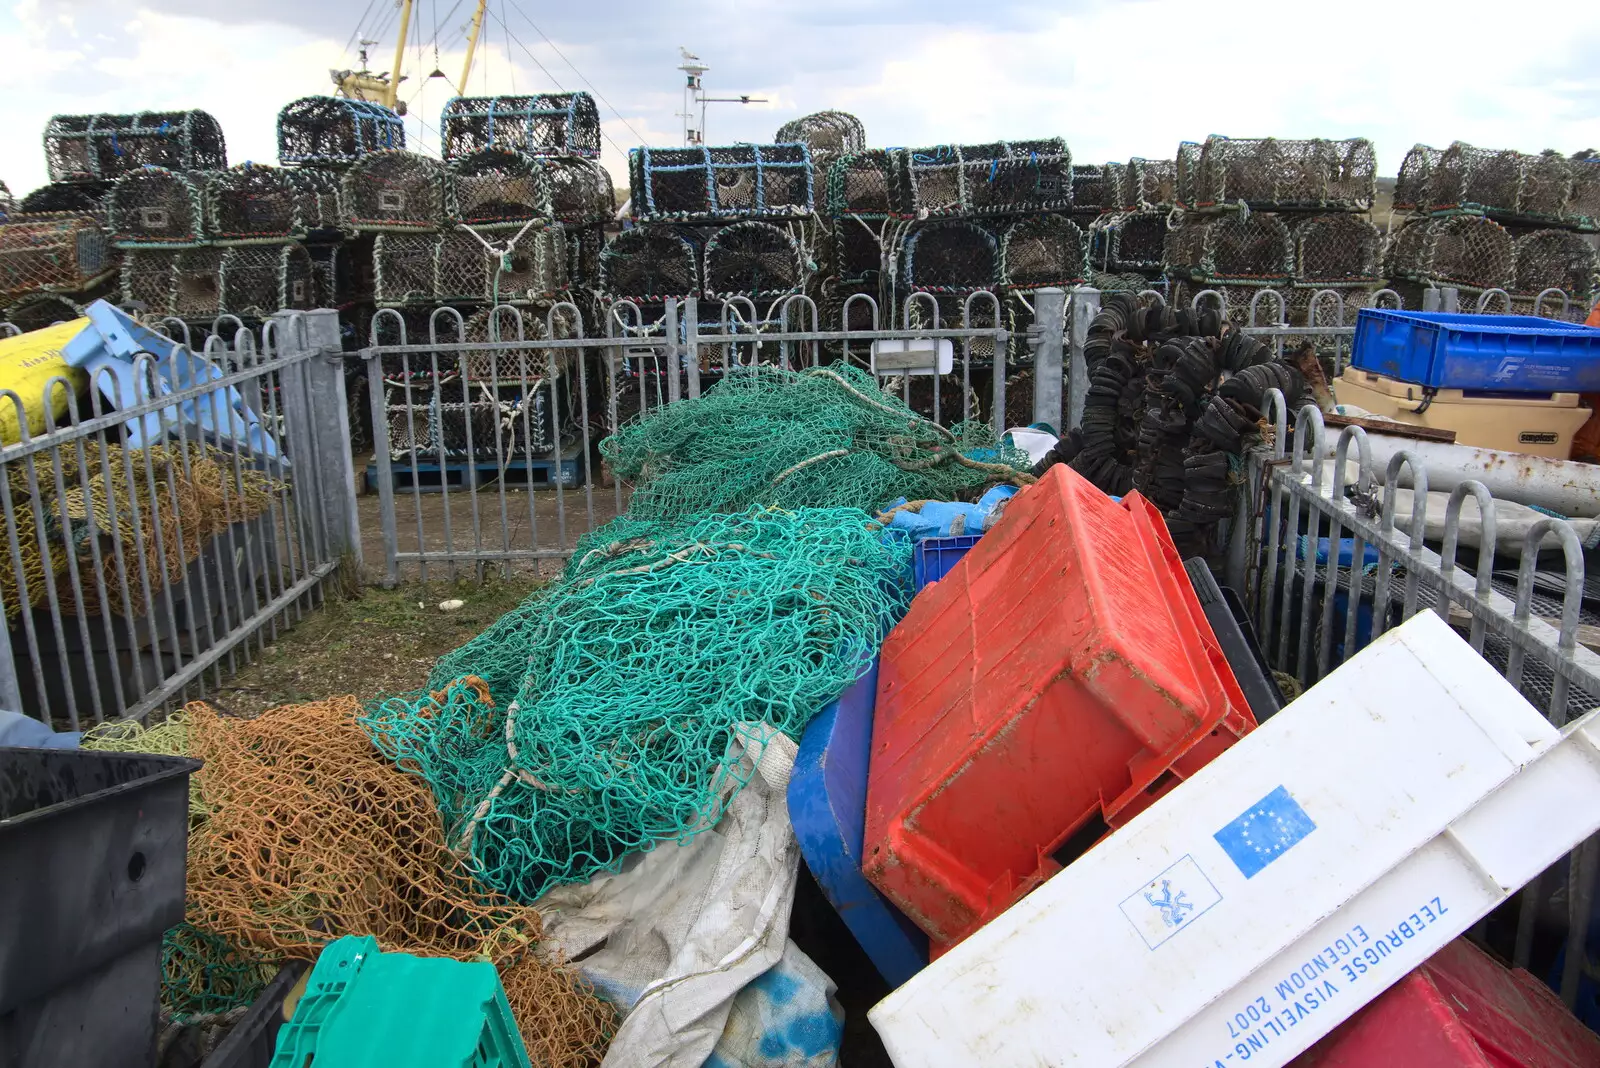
269;936;530;1068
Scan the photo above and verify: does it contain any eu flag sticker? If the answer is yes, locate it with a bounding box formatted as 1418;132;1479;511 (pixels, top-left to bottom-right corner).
1214;785;1316;879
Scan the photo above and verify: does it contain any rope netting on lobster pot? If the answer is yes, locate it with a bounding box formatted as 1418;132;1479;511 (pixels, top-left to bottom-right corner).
204;164;300;243
285;167;344;233
1289;213;1383;326
374;232;442;306
441;94;602;161
1385;215;1515;297
1001;214;1087;291
630;144;815;222
45;111;227;184
4;292;86;332
1164;214;1294;324
598;225;701;303
538;157;615;227
1394;144;1444;212
277;96;406;167
107;168;208;247
1069;165;1109;225
775;111;866;174
1194;136;1375;212
1089;211;1169;274
1569;154;1600;231
1512;229;1600;320
0;214;115;303
365;510;916;912
1430;142;1573;225
342;150;447;232
1126;158;1177;211
905;139;1073;218
1062;290;1311;554
704;220;806;301
19;181;113;224
219;243;315;318
1176;141;1202;210
448;149;555;228
180;695;615;1066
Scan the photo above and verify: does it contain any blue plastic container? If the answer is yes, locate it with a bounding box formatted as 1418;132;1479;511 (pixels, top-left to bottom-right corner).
1350;308;1600;392
789;662;929;988
911;534;982;590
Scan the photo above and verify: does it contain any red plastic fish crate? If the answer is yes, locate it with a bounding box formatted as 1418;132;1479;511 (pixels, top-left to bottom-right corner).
1293;938;1600;1067
862;463;1256;948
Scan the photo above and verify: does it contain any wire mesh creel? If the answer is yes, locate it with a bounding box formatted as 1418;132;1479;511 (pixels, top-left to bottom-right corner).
277;96;406;167
537;157;614;226
1164;213;1294;283
774;111;866;173
120;246;228;319
1125;158;1177;211
1001;214;1087;289
204;164;301;242
1429;142;1574;226
900;219;999;292
1098;211;1169;273
703;221;806;300
1511;229;1599;308
824;151;912;218
440;94;602;161
45;111;227;184
342;150;447;232
107;168;207;247
598;226;701;302
629;144;814;222
0;215;115;300
1195;136;1376;212
903;139;1073;217
447;149;554;228
1385;215;1515;293
1291;213;1383;284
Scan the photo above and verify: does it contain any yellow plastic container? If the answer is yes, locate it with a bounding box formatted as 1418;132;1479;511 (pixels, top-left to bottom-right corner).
0;319;90;445
1334;369;1591;459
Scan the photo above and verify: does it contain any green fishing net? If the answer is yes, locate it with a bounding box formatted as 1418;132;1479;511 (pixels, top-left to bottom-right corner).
363;506;912;901
599;363;1033;522
160;921;272;1022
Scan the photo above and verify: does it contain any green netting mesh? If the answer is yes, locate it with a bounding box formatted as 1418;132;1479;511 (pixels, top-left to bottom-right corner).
599;364;1034;522
160;921;272;1022
363;506;912;902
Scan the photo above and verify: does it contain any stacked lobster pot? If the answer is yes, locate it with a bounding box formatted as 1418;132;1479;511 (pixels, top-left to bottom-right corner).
610;134;817;389
1;111;230;331
359;93;609;466
1391;142;1599;321
1164;135;1381;329
1083;157;1175;294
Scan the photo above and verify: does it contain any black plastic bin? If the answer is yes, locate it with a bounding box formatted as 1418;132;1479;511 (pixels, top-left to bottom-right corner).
0;747;200;1068
1183;559;1283;723
197;962;307;1068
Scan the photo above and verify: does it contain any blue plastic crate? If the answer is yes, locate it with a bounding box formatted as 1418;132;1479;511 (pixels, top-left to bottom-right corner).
789;661;929;988
1351;308;1600;392
911;535;982;590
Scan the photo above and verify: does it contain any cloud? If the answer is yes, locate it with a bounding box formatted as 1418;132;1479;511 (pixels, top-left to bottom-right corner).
0;0;1596;199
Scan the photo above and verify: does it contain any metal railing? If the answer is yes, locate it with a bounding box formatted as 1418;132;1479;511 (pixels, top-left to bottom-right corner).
0;311;357;728
1234;391;1600;1008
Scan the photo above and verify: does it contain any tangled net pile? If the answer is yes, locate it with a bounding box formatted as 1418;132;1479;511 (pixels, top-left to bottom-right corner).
599;364;1032;523
0;442;280;620
1067;292;1311;552
364;507;913;902
183;696;615;1067
81;711;204;817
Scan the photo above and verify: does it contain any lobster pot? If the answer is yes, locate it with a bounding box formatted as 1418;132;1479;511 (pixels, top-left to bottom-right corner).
120;249;176;313
430;396;505;459
1175;142;1202;210
1070;165;1109;217
4;293;86;332
1430;142;1572;224
1086;269;1157;294
506;223;568;301
1512;230;1599;315
440;93;601;160
1105;212;1169;273
567;224;605;288
1385;215;1515;293
434;231;487;303
20;182;112;226
903;291;1001;373
464;306;550;380
1126;158;1177;211
0;215;114;300
1164;213;1293;283
1292;214;1383;284
205;164;299;242
307;244;340;308
825;151;910;218
905;140;1072;217
1195;136;1376;211
374;233;440;305
539;157;615;226
448;149;554;226
44;111;226;183
831;217;887;285
775;111;866;173
1569;157;1600;231
342;150;446;231
1001;215;1087;289
220;243;314;317
107;169;205;246
629;144;814;221
173;246;226;319
1395;144;1444;212
1171;281;1288;328
286;168;344;232
1101;163;1130;213
900;220;999;292
383;382;439;460
598;226;700;302
704;221;805;300
277;96;405;167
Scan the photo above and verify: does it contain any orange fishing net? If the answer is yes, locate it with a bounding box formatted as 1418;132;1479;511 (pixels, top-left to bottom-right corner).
183;695;614;1066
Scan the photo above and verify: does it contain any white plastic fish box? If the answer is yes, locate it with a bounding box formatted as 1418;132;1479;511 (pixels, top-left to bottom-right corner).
869;611;1600;1068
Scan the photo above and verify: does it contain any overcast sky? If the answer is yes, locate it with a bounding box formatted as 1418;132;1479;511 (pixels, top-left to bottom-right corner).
2;0;1597;196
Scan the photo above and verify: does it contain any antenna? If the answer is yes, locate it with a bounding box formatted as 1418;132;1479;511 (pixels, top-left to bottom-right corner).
675;48;764;147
